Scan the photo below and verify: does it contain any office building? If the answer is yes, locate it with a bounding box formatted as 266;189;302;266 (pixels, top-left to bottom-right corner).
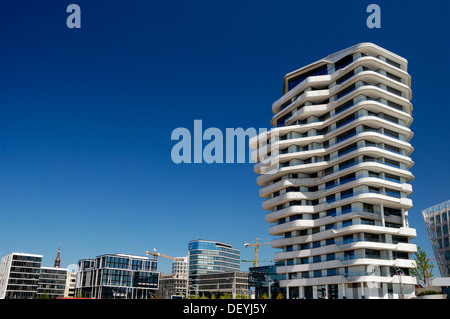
158;257;188;298
249;262;286;298
188;239;240;296
0;252;43;299
75;253;159;299
251;43;417;299
422;199;450;277
37;267;68;298
194;271;249;298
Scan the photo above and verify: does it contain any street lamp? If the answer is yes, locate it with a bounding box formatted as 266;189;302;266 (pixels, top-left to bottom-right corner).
264;275;274;299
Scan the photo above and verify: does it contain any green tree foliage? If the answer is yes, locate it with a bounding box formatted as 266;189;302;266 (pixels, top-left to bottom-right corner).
411;246;435;290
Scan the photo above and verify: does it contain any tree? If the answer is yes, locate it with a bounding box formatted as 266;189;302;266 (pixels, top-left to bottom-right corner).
40;292;50;299
276;292;285;299
220;292;231;299
410;246;435;290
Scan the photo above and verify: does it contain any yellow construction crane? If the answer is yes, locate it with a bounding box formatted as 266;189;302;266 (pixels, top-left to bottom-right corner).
145;249;184;261
244;238;271;267
241;259;273;264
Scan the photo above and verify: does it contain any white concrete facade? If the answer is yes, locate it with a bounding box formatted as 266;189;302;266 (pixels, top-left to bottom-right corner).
251;43;417;299
0;252;43;299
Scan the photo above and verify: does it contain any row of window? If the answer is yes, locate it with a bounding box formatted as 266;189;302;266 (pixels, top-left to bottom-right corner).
96;256;156;271
434;225;450;238
278;79;408;127
189;250;240;261
278;125;406;162
435;237;450;250
277;109;405;151
100;269;159;287
284;232;408;253
278;202;401;224
272;173;404;208
288;266;410;280
12;255;42;262
277;140;408;175
287;51;403;93
428;211;449;225
281;215;403;240
284;249;410;267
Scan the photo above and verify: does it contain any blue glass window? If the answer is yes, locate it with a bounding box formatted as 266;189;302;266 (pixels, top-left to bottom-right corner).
287;65;328;91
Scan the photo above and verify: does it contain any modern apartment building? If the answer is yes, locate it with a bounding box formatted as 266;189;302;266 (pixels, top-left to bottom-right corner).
422;199;450;277
187;239;240;296
251;43;417;299
37;267;68;298
0;252;43;299
75;253;159;299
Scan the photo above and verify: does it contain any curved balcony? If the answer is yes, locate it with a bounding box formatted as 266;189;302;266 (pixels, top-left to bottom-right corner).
276;258;416;276
272;51;411;115
279;274;417;288
272;82;412;128
262;176;411;211
271;225;416;248
274;242;416;263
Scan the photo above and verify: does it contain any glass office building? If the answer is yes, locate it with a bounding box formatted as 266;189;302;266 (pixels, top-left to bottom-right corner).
76;253;159;299
422;200;450;277
188;239;240;296
249;262;286;298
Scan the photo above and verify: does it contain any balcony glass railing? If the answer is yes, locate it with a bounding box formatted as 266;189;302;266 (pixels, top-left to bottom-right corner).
274;115;406;152
276;145;408;173
272;187;407;212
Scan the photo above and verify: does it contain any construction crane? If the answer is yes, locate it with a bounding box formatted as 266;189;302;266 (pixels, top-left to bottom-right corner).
241;259;273;264
244;238;271;267
145;249;184;261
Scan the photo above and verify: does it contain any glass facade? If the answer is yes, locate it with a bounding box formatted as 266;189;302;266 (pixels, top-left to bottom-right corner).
287;65;328;91
249;262;286;298
76;253;159;299
188;240;240;296
188;240;240;275
423;200;450;277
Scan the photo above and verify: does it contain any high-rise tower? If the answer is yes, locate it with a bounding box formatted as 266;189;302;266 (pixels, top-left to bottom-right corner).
251;43;417;299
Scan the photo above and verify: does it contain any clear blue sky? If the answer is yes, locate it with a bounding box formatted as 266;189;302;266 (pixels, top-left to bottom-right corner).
0;0;448;274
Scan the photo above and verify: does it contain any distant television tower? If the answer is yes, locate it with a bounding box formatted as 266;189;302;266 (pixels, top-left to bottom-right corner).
54;243;61;268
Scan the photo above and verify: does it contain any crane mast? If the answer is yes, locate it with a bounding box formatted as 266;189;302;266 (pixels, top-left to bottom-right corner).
244;238;271;267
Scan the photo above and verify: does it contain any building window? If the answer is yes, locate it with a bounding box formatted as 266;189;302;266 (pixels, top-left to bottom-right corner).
287;65;328;91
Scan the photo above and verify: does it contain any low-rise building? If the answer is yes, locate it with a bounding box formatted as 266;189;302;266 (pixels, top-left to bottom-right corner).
0;252;43;299
37;267;68;298
75;253;159;299
193;271;249;298
65;271;77;297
